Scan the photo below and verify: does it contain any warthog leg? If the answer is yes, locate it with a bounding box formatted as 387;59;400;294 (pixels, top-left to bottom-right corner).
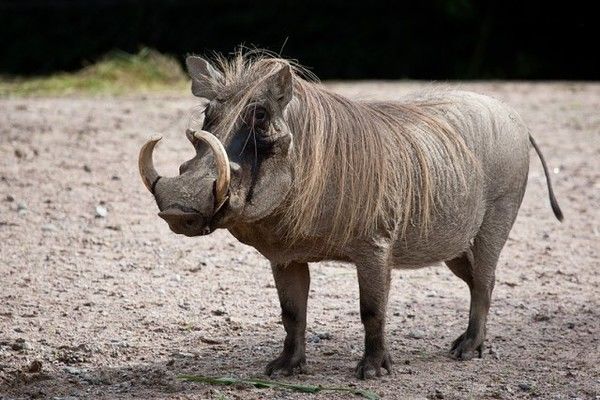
446;252;493;359
265;262;310;376
355;263;393;379
446;196;522;360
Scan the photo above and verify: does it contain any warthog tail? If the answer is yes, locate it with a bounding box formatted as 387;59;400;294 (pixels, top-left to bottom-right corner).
529;134;564;221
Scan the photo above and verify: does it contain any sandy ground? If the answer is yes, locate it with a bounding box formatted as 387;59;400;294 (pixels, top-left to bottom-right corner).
0;82;598;400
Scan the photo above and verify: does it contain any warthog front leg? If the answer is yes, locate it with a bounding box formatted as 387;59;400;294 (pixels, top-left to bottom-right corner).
355;263;392;379
265;261;310;376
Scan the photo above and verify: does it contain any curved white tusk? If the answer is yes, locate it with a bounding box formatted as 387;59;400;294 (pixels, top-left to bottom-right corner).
191;129;231;207
138;135;162;192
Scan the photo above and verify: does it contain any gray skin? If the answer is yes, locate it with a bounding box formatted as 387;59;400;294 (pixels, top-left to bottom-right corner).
146;56;563;379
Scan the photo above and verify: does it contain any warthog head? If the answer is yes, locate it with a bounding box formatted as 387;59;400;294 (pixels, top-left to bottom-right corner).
139;56;294;236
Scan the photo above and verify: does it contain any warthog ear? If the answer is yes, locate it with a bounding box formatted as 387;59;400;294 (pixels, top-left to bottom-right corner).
186;56;223;100
266;64;293;108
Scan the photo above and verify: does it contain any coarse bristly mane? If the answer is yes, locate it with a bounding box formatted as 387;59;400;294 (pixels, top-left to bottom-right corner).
202;51;478;245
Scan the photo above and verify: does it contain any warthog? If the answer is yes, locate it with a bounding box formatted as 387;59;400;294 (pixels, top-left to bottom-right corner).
138;53;563;379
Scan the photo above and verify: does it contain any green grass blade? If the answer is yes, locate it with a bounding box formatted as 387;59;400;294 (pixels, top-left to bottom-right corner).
178;374;380;399
352;388;381;400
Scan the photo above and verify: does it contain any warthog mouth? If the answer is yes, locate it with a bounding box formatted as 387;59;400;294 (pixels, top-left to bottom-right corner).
157;200;229;237
158;206;211;237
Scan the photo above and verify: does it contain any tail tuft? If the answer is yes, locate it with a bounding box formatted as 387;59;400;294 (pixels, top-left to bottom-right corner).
529;135;564;222
550;196;564;222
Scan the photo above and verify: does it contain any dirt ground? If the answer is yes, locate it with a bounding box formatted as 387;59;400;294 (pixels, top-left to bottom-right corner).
0;82;598;400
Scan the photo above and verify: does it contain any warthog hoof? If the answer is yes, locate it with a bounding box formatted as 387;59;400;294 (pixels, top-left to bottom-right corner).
265;352;306;376
355;351;393;379
450;332;484;360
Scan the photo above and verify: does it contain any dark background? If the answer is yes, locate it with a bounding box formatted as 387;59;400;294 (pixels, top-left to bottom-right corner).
1;0;597;80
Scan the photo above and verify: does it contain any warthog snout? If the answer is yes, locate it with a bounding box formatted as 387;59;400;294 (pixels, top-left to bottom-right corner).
138;130;231;237
158;207;211;236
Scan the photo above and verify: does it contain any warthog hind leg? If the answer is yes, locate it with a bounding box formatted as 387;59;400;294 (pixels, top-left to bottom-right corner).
265;262;310;376
445;197;522;360
445;252;490;360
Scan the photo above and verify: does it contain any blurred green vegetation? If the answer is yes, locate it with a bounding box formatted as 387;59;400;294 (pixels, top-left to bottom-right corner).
0;48;187;97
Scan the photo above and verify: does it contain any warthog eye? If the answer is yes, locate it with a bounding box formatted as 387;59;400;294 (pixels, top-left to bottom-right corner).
243;104;269;132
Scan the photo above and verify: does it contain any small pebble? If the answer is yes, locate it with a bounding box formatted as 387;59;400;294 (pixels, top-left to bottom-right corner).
518;383;532;391
11;339;31;351
308;334;321;343
17;202;27;213
407;330;425;339
533;313;551;322
27;360;42;373
42;223;58;232
5;195;14;202
199;336;223;345
315;331;331;340
83;164;92;172
95;205;108;218
64;366;83;375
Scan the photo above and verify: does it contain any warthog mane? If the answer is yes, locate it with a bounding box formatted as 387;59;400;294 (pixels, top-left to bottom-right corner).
197;50;479;245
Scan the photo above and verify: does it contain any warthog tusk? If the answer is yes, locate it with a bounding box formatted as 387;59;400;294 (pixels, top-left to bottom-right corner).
138;135;162;193
190;129;231;208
